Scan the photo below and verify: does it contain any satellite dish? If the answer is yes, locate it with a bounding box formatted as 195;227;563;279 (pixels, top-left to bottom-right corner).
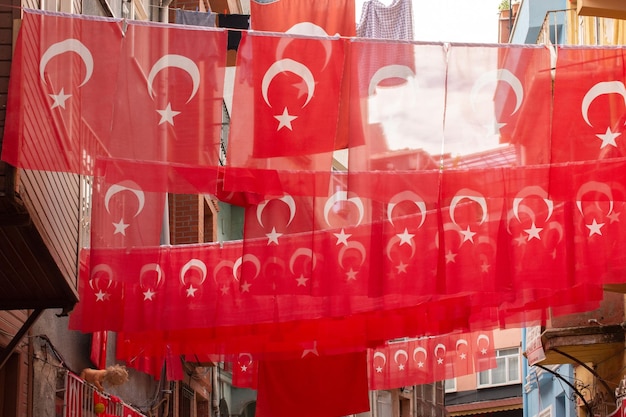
219;398;230;417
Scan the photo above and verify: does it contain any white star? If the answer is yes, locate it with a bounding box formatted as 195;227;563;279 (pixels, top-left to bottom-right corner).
302;341;319;358
274;107;298;131
143;288;155;301
49;88;72;109
481;348;488;355
445;250;457;264
95;290;107;301
459;226;477;244
513;233;527;246
220;285;229;295
480;262;490;273
398;363;405;370
157;102;181;125
396;261;408;274
376;366;383;373
296;275;309;287
334;228;351;246
484;118;506;135
240;281;252;293
437;358;444;365
596;127;621;149
240;364;248;372
586;218;605;236
396;228;415;246
266;227;282;245
607;211;621;223
186;285;198;297
112;218;130;235
346;268;358;281
417;361;424;368
459;353;467;360
524;222;543;241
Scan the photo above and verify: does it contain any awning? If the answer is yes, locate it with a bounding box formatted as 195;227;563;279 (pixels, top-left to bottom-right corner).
446;397;523;416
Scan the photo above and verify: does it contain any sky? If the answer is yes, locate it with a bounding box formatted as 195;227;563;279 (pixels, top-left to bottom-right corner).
355;0;504;44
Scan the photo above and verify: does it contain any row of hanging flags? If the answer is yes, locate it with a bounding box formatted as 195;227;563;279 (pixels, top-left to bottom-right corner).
4;0;626;414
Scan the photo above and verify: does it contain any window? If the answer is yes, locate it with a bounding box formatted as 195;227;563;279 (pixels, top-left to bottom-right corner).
478;347;520;388
444;378;456;393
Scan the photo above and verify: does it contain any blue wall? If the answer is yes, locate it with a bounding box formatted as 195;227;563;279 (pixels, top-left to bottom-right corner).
510;0;567;44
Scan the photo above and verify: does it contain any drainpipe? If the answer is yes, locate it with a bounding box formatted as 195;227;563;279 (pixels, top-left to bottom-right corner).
212;365;220;417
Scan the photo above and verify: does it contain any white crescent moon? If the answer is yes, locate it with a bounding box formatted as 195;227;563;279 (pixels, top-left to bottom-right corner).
513;185;553;223
545;221;564;245
261;59;315;108
456;339;468;351
238;352;253;365
104;182;145;217
288;248;317;274
139;263;163;288
576;181;614;216
413;346;427;362
180;259;208;286
506;205;535;234
147;54;200;103
262;257;286;277
277;22;334;70
434;222;462;249
40;39;93;87
373;351;387;366
233;254;261;281
434;343;447;357
256;195;296;228
89;264;114;290
581;81;626;127
324;191;365;227
368;65;416;96
394;349;408;364
387;191;427;228
386;235;416;261
449;189;488;226
213;260;235;283
477;334;490;347
470;69;523;115
338;241;367;269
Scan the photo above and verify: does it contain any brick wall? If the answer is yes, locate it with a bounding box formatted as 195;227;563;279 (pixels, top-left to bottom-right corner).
169;194;203;245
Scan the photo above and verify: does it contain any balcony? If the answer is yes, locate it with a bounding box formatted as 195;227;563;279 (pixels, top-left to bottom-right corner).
61;372;146;417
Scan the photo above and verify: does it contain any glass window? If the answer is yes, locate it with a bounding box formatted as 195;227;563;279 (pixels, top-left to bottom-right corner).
477;347;521;388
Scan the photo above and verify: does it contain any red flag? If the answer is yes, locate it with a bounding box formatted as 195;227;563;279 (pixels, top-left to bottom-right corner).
473;331;497;372
227;32;344;160
2;10;123;174
250;0;355;36
90;331;108;370
552;47;626;164
108;21;226;168
232;353;258;389
256;351;369;417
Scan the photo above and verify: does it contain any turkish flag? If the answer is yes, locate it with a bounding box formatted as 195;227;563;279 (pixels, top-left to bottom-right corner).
473;331;496;372
231;353;258;389
552;47;626;164
90;159;166;249
256;351;369;417
250;0;355;36
346;39;445;172
109;21;226;168
2;10;123;174
228;32;344;160
444;44;552;167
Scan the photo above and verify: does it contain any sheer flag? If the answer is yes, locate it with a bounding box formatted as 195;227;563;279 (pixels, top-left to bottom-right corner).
255;351;369;417
109;21;226;168
552;47;626;163
250;0;355;36
2;10;123;174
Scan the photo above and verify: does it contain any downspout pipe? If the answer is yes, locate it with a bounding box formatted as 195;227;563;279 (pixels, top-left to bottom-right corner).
534;364;594;417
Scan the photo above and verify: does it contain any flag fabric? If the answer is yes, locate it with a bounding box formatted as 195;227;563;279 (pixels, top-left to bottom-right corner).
2;9;123;174
90;331;108;370
109;21;226;168
552;47;626;164
249;0;355;36
255;351;370;417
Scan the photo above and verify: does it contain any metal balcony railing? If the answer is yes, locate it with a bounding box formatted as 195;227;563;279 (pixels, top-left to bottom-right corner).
61;372;147;417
